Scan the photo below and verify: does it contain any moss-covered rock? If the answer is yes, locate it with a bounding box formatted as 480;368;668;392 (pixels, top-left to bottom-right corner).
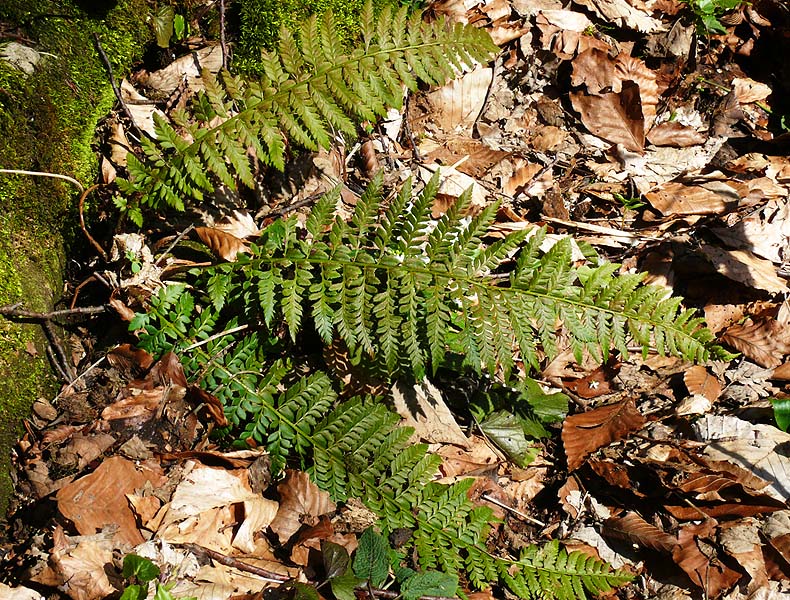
0;0;150;516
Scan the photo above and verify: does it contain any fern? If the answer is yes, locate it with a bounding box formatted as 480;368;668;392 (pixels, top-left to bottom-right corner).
133;287;631;598
173;172;718;379
117;3;497;211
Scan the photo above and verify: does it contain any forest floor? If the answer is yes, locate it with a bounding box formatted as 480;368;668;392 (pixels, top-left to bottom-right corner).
2;0;790;599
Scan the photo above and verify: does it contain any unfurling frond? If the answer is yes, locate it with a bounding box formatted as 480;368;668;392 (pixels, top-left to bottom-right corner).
118;3;497;212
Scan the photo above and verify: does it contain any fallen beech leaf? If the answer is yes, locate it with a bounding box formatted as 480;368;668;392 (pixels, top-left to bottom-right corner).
392;379;470;447
106;343;155;375
647;121;707;147
645;182;736;216
700;246;789;294
425;66;493;135
732;76;772;104
188;384;229;427
561;398;646;471
195;226;249;261
614;54;658;131
49;527;116;600
604;511;677;553
562;361;619;399
684;366;722;402
213;210;261;239
270;470;334;545
571;47;617;94
56;456;167;546
672;520;742;597
574;0;662;32
721;318;790;368
570;82;645;153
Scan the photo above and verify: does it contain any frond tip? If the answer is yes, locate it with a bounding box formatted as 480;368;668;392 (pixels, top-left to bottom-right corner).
118;2;498;212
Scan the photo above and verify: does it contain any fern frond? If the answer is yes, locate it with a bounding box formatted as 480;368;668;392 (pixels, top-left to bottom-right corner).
117;3;497;211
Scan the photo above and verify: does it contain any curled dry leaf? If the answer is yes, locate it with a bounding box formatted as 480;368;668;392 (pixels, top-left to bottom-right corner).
561;398;646;471
700;246;789;294
672;520;742;597
645;182;737;216
721;318;790;368
603;511;678;554
195;226;249;262
270;470;335;545
684;366;722;402
570;82;645;153
647;121;707;147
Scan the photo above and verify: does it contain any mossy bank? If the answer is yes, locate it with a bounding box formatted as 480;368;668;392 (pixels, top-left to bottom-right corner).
0;0;149;516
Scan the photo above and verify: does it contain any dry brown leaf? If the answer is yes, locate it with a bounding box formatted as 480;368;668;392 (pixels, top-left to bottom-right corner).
392;379;470;447
573;0;662;32
732;76;772;104
120;79;167;138
106;344;155;375
561;398;646;471
101;388;165;423
140;44;223;96
571;47;617;94
502;159;545;197
645;182;736;216
56;456;167;546
710;198;790;265
570;83;645;153
684;366;722;402
614;54;658;131
187;385;229;427
700;246;789;294
49;527;116;600
647;121;707;147
720;520;769;594
721;318;790;368
672;520;742;597
270;470;334;545
213;210;261;239
562;361;619;399
603;511;677;553
437;435;501;477
424;66;492;135
195;226;249;262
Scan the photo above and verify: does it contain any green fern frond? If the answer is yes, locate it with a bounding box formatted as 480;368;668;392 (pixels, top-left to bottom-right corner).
117;2;497;211
184;172;716;377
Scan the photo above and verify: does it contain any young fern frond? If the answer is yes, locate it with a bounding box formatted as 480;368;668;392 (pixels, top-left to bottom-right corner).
117;3;498;212
183;171;717;378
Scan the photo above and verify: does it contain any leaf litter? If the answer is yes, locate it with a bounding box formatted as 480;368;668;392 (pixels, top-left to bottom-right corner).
5;0;790;598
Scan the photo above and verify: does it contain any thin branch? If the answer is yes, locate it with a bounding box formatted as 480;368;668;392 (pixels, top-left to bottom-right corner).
182;324;249;351
79;184;109;261
42;320;77;382
0;304;108;320
0;169;84;194
155;224;195;267
180;543;288;583
219;0;228;70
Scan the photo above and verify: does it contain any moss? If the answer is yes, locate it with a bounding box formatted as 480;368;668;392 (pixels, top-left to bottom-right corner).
232;0;412;75
0;0;151;516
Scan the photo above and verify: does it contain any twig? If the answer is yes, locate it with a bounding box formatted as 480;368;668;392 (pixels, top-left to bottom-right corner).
0;169;84;194
0;304;107;320
42;320;77;382
155;224;195;267
180;543;288;583
91;33;149;140
182;324;249;351
78;184;109;261
481;493;547;528
53;355;106;402
402;94;422;163
219;0;228;70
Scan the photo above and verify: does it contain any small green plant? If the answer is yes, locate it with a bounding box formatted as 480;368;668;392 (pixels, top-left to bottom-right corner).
614;192;645;213
771;397;790;432
119;554;196;600
681;0;744;34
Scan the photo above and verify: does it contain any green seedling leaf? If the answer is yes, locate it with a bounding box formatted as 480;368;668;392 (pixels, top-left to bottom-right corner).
153;6;176;48
520;377;568;424
353;528;389;587
322;540;350;579
173;13;186;40
772;398;790;432
480;410;538;467
120;585;147;600
330;571;365;600
400;571;459;600
122;554;160;582
292;582;321;600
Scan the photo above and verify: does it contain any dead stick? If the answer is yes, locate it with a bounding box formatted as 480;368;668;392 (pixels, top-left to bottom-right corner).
219;0;228;70
0;304;107;319
43;320;77;381
180;543;289;583
78;184;109;261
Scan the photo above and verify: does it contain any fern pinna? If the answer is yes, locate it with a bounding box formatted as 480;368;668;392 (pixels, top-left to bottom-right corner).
116;3;497;214
188;170;714;379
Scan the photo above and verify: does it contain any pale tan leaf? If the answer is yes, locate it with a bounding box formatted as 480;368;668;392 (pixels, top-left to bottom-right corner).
502;159;545;197
721;318;790;368
425;67;493;135
232;497;279;554
732;76;772;104
195;226;249;261
270;470;334;544
561;399;646;471
645;182;736;216
213;210;261;239
700;246;789;294
50;527;116;600
392;379;470;447
120;79;167;138
573;0;662;32
570;83;645;153
604;511;678;553
0;583;43;600
56;456;167;546
109;121;129;167
684;365;722;402
710;198;790;264
647;121;707;147
140;44;223;96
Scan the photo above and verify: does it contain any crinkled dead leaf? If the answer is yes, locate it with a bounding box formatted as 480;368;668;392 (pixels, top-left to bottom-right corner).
56;456;167;546
232;497;279;554
574;0;662;32
604;511;678;553
48;527;116;600
719;519;769;593
437;436;501;478
270;470;335;545
119;79;167;139
195;226;249;262
140;44;223;96
645;181;737;216
213;210;261;239
107;343;154;375
570;82;645;153
571;47;618;95
392;379;470;448
721;317;790;368
673;520;742;597
732;76;772;104
0;583;43;600
614;54;658;131
647;121;707;147
561;398;646;471
710;199;790;265
188;385;229;427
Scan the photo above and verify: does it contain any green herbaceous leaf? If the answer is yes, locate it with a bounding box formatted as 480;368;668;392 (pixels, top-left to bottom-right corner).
519;378;569;424
330;571;366;600
772;398;790;432
354;528;390;587
291;583;321;600
322;540;351;579
119;586;147;600
153;5;175;48
122;554;160;582
480;410;537;467
400;570;459;600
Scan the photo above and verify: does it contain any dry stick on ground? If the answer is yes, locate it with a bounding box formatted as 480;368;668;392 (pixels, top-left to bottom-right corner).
219;0;228;70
